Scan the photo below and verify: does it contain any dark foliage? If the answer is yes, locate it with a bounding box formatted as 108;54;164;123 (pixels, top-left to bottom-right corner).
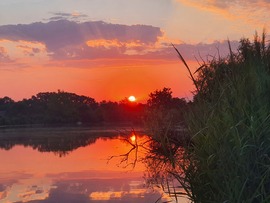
177;32;270;202
145;87;188;129
0;91;145;126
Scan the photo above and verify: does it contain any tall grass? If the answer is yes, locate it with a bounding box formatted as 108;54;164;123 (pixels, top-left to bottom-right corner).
145;32;270;203
178;32;270;202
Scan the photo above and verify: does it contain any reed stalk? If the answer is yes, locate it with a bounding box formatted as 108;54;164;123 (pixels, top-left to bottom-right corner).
173;31;270;202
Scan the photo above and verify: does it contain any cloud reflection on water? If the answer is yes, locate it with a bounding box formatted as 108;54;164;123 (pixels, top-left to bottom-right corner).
0;172;162;203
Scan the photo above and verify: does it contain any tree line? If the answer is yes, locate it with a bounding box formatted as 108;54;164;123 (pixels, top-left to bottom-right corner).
0;89;187;126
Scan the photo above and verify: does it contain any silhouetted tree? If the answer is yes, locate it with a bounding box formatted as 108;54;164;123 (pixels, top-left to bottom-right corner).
1;91;100;125
0;91;146;126
147;87;173;110
0;97;15;125
145;87;187;132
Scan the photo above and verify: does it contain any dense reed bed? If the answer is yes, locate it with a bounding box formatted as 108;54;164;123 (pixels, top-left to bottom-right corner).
146;32;270;203
179;32;270;202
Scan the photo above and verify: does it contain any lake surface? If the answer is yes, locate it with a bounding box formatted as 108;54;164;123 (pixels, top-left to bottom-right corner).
0;127;178;203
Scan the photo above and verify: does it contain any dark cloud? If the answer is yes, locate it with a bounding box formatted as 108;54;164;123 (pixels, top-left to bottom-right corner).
48;16;66;21
32;48;41;54
126;40;239;63
0;184;6;192
0;20;163;60
0;19;241;65
171;40;239;61
16;45;41;56
52;12;88;18
0;46;13;62
53;12;74;17
47;12;89;22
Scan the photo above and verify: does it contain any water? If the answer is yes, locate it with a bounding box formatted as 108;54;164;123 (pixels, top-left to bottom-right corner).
0;127;170;203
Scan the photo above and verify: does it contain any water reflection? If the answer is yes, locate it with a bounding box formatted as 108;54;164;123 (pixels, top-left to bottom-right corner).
0;127;169;203
0;127;137;156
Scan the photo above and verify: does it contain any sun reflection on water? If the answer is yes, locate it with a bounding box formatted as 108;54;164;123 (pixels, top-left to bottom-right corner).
130;134;136;143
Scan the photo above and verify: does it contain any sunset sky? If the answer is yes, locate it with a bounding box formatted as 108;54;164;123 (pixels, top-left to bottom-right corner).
0;0;269;102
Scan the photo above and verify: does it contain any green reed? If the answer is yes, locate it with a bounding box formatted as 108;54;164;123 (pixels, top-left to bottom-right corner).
178;32;270;202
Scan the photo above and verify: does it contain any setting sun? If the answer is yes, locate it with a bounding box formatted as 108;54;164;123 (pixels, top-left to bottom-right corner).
128;95;136;102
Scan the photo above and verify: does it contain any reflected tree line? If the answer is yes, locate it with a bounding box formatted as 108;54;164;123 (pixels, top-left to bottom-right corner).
0;128;121;156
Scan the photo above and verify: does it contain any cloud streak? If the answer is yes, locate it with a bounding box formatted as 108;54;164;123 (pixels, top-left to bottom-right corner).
178;0;270;10
177;0;270;28
48;12;88;21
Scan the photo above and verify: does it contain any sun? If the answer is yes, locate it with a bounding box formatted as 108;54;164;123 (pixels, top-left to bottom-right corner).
128;95;136;102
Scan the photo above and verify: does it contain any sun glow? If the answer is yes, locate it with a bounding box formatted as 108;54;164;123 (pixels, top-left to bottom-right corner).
128;95;136;102
130;134;136;143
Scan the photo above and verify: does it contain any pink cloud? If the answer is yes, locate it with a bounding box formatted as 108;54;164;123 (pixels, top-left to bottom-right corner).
0;20;163;60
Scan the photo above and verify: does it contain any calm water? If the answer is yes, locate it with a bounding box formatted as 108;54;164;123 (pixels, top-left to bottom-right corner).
0;127;175;203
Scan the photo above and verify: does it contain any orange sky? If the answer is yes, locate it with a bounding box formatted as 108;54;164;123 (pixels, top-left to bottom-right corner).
0;60;196;102
0;0;269;102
